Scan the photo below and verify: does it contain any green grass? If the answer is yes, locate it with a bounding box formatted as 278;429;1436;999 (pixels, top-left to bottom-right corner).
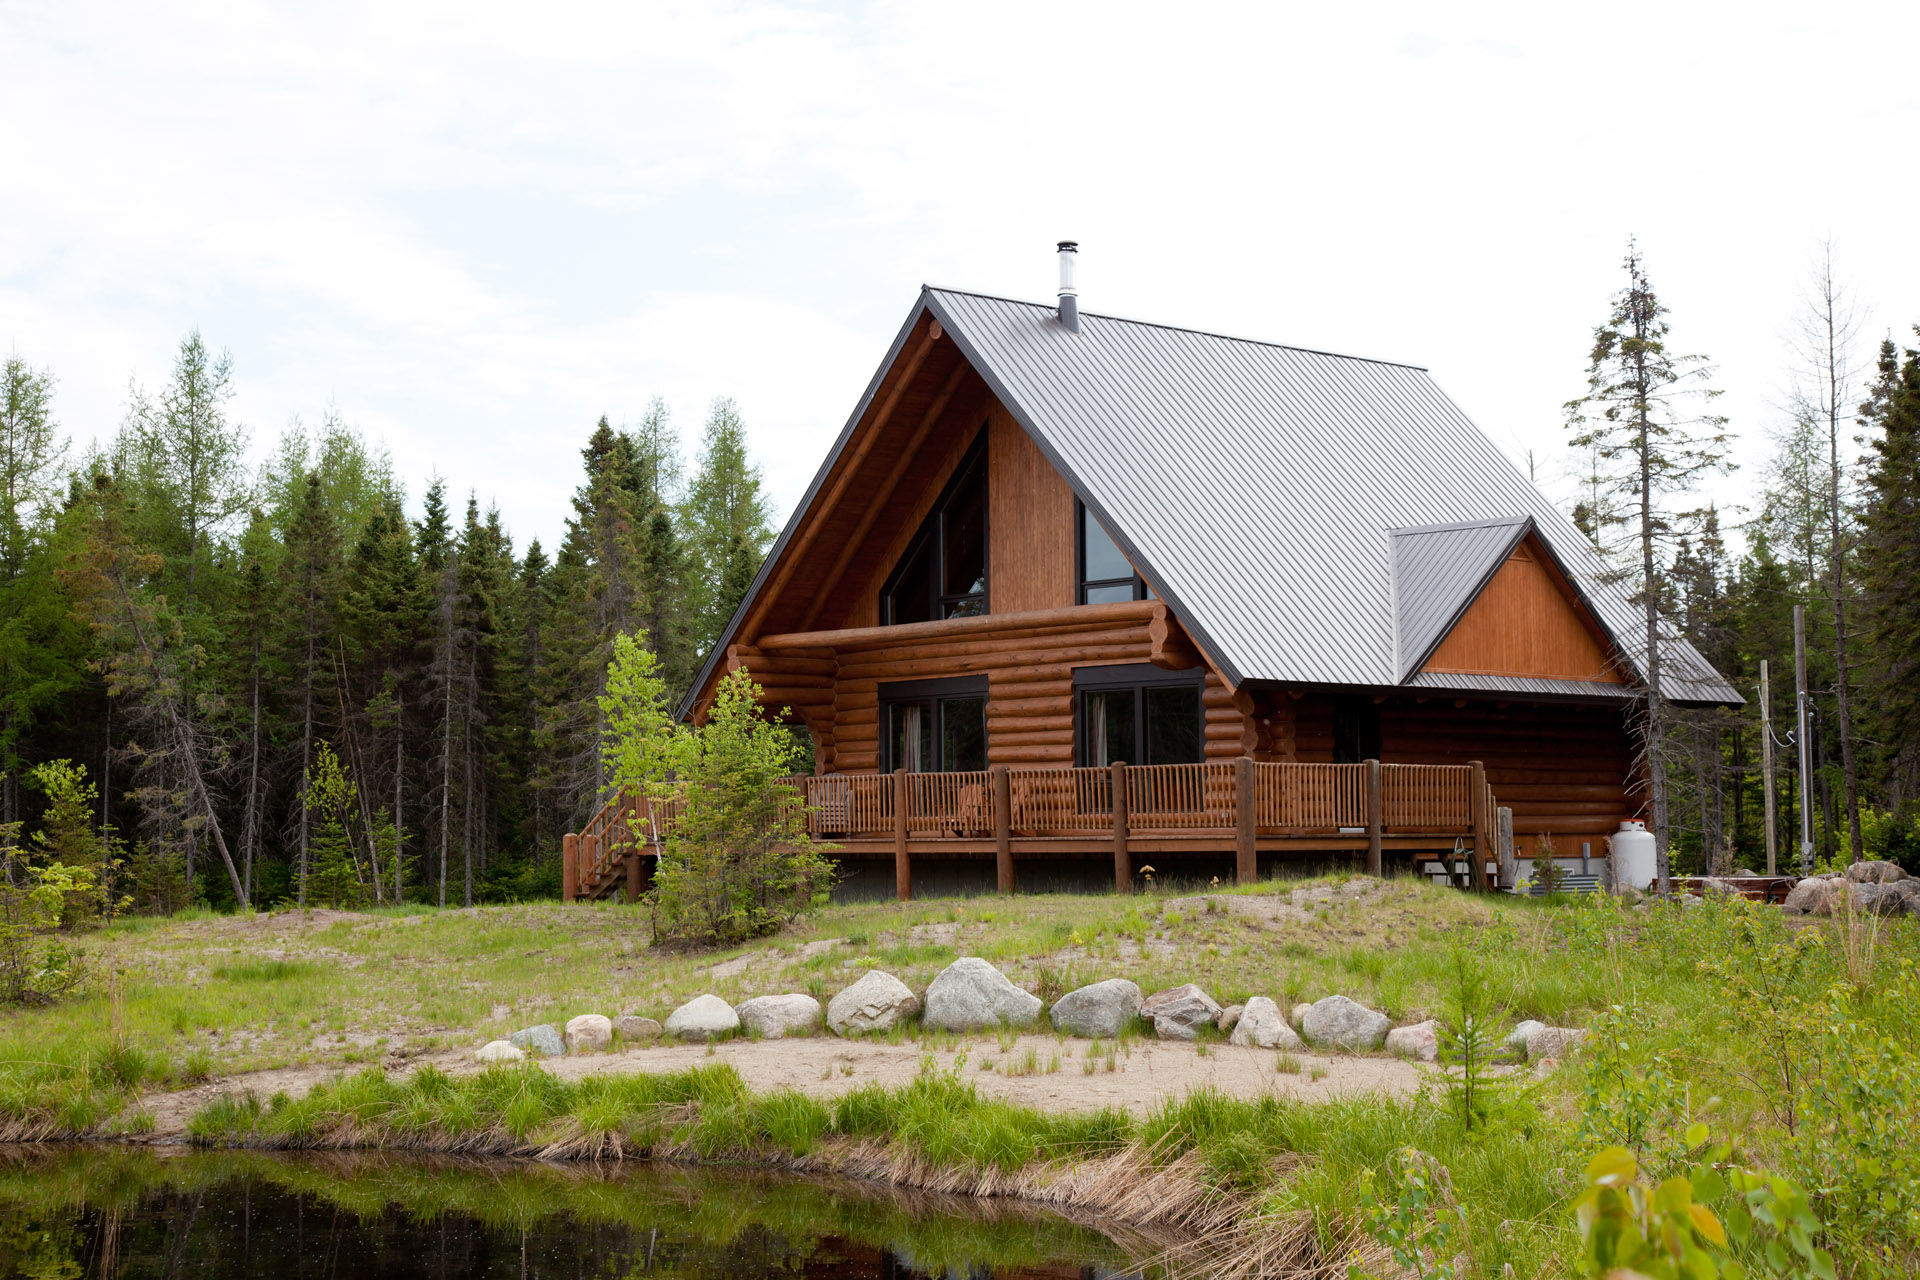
5;874;1919;1275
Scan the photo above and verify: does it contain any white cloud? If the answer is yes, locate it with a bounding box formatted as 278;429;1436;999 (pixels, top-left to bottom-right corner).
3;0;1917;548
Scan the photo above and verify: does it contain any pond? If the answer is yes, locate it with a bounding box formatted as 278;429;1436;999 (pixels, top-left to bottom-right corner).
0;1145;1160;1278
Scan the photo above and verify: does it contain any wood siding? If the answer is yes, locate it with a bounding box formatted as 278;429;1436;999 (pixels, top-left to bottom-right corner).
1422;535;1623;683
987;404;1075;614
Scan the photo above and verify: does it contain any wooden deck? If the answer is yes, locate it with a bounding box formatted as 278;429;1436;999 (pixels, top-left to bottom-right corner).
564;758;1511;902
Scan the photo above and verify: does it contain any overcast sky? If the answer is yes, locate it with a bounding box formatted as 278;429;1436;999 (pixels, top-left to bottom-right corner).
4;1;1917;552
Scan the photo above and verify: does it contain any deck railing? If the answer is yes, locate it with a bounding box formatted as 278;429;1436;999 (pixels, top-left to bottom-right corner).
565;757;1507;900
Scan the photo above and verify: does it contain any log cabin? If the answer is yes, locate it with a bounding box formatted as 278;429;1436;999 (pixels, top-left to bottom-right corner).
568;247;1739;901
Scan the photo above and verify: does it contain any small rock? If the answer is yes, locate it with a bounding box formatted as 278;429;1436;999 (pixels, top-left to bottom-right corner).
1504;1020;1546;1056
1230;997;1304;1050
1524;1025;1588;1061
1049;978;1142;1038
509;1024;564;1058
923;957;1042;1031
474;1039;524;1063
616;1016;662;1042
827;969;920;1036
1301;995;1390;1053
564;1013;613;1054
1385;1019;1440;1062
1217;1003;1245;1033
1145;983;1223;1040
735;993;822;1039
665;994;740;1042
1845;859;1908;884
1290;1002;1313;1030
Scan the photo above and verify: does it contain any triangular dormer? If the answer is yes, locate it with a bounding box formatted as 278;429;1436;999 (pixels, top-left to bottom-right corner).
1393;517;1626;687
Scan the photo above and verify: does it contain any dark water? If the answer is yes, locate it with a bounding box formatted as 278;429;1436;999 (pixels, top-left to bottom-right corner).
0;1146;1154;1279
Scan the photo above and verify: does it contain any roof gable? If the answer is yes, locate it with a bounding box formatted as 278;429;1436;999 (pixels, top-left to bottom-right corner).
1391;517;1532;681
923;286;1738;705
1418;530;1626;684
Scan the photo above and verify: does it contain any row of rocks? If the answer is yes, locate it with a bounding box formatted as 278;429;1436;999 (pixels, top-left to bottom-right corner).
1782;861;1920;917
476;956;1587;1064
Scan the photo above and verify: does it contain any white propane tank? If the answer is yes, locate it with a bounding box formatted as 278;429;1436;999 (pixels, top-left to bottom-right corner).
1612;820;1657;890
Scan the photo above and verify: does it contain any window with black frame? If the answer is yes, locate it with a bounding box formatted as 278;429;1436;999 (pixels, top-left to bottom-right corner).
1077;501;1154;604
883;435;988;624
1073;664;1204;767
881;676;988;772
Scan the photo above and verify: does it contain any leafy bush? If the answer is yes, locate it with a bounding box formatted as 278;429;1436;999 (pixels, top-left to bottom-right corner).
0;841;93;1005
651;668;829;948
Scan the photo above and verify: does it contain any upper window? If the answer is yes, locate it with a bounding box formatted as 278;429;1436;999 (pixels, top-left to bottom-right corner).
1077;502;1153;604
884;435;987;624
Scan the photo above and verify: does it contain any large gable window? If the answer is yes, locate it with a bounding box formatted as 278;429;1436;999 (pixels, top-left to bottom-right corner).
1074;663;1204;767
883;435;987;624
1077;502;1153;604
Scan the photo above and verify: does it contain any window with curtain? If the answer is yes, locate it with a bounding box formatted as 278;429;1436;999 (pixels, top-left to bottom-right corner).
883;434;988;624
881;676;988;772
1073;664;1204;766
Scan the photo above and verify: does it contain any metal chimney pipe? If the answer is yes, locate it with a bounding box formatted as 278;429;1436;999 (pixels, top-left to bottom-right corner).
1057;241;1078;332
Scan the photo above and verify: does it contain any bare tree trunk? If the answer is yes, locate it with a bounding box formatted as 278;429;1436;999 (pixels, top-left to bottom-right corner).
299;626;313;908
393;703;404;904
438;605;454;910
242;652;261;903
463;649;475;908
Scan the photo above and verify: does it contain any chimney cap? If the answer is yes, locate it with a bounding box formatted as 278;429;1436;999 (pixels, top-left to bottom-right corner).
1057;240;1078;252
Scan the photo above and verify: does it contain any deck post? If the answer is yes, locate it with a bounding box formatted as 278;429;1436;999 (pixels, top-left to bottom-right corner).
1234;756;1256;885
1110;760;1131;893
1468;760;1487;892
1496;806;1516;889
562;833;578;902
893;768;911;901
992;764;1014;894
1365;759;1383;878
623;848;642;903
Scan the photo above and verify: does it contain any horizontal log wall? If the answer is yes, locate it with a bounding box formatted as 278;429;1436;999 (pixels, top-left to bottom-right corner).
1275;692;1638;839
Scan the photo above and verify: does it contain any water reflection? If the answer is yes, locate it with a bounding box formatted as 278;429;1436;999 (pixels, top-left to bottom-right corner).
0;1146;1155;1279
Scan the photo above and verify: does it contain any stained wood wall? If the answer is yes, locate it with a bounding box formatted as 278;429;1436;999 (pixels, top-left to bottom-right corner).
1422;536;1623;683
986;404;1076;614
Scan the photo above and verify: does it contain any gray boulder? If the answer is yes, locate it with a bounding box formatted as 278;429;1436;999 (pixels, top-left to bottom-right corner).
1846;859;1908;884
616;1015;662;1042
474;1039;524;1063
665;994;740;1042
1230;997;1304;1050
1048;978;1142;1038
1504;1020;1546;1056
922;957;1042;1031
509;1024;564;1058
1217;1003;1245;1033
1850;882;1910;917
1894;880;1920;917
1385;1019;1440;1062
1525;1025;1588;1061
1301;995;1390;1052
735;993;822;1039
1145;983;1223;1040
564;1013;613;1054
827;969;920;1036
1782;877;1832;915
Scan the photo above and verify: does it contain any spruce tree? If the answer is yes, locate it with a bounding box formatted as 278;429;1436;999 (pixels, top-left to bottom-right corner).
280;472;342;905
1859;331;1920;813
681;397;773;658
1565;241;1732;892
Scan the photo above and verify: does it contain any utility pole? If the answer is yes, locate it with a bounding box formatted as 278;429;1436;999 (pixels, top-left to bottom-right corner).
1760;660;1778;876
1794;606;1815;875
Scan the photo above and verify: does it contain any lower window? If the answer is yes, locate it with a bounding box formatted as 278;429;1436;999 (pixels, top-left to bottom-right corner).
1074;665;1205;766
881;676;988;772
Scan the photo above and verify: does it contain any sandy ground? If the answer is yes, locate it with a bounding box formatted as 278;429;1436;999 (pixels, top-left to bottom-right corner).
136;1034;1434;1138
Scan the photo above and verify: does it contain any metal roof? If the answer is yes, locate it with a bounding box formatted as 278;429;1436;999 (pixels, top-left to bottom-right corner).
1389;517;1533;681
921;287;1739;705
